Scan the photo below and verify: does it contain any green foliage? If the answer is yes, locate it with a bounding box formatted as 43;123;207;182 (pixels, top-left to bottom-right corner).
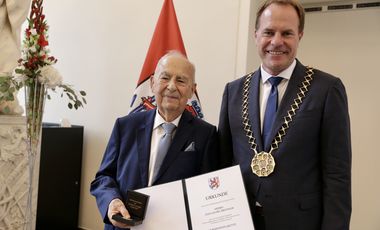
0;75;22;103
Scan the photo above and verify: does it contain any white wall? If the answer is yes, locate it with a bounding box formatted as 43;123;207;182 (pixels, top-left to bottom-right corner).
39;1;380;229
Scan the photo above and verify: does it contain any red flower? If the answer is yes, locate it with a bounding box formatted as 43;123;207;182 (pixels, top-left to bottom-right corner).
26;28;31;37
38;34;49;47
47;56;57;63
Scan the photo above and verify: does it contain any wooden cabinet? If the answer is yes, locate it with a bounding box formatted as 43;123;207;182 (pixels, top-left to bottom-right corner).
36;124;83;229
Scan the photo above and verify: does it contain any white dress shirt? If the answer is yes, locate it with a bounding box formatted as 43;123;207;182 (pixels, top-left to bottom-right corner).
147;110;181;186
259;60;297;133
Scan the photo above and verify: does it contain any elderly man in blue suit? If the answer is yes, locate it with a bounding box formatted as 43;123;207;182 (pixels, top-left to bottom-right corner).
218;1;351;230
91;51;218;229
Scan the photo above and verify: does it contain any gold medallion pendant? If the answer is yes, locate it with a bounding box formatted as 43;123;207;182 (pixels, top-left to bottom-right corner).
251;152;275;177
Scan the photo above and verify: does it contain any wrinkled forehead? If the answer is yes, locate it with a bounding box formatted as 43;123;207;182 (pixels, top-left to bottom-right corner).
157;56;195;81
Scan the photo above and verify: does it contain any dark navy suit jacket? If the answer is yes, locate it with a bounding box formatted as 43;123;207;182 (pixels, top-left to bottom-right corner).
218;60;351;230
91;109;218;230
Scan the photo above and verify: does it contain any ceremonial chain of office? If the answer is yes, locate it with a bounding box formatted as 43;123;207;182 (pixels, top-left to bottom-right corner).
241;66;314;177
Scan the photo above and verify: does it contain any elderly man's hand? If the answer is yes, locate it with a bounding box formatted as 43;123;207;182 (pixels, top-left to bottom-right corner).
107;198;131;228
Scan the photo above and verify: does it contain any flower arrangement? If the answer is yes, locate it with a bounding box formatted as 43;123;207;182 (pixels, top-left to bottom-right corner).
5;0;86;148
16;0;86;104
0;0;86;142
0;0;86;227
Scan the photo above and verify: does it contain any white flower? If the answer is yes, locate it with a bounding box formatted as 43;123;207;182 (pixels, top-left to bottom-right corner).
12;67;27;83
30;46;37;53
31;29;37;35
21;52;27;60
38;65;63;88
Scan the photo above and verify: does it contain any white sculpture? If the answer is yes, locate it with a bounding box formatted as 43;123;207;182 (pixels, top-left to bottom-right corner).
0;0;31;115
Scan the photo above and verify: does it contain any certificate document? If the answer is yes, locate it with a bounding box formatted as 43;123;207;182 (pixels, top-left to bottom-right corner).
132;165;254;230
133;180;188;229
186;165;254;229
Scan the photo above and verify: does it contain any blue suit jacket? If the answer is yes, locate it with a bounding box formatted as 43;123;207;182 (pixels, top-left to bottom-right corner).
218;60;351;230
91;109;218;230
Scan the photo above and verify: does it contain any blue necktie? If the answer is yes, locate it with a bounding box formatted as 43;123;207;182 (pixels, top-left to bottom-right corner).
263;76;283;149
152;122;176;183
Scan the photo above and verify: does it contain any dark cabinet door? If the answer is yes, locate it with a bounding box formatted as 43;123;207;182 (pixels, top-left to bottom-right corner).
36;124;83;230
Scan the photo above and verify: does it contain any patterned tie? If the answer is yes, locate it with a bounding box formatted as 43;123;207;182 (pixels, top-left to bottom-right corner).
152;122;176;183
262;76;283;149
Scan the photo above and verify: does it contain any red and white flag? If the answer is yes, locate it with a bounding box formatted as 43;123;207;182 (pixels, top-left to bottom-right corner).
129;0;203;118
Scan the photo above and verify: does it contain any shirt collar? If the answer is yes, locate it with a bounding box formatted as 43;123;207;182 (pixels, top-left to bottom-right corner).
260;59;296;83
153;109;181;130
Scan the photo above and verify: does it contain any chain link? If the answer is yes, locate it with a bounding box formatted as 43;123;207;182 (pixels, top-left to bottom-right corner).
241;66;314;156
242;72;258;154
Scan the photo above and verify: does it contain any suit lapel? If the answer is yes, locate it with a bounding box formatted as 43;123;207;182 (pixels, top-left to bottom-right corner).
248;70;264;151
269;61;307;145
136;109;155;187
154;110;193;181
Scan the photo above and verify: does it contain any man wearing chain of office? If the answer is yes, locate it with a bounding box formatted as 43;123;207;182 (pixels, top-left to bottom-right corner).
218;0;351;230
